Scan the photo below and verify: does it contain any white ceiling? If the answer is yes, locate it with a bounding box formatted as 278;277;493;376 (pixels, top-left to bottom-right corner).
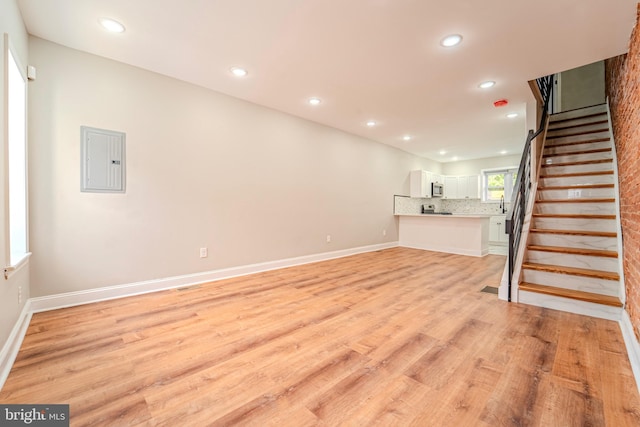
17;0;638;162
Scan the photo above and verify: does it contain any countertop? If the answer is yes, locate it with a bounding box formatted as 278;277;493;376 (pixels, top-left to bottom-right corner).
395;213;494;218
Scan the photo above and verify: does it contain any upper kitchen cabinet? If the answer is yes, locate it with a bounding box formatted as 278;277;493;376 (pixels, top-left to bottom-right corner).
458;175;480;199
411;171;480;199
443;176;458;199
443;175;480;199
410;170;432;198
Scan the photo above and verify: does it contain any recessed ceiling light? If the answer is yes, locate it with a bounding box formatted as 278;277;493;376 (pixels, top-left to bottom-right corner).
308;97;321;106
500;150;508;155
230;67;248;77
403;135;411;141
440;34;463;47
99;18;125;33
506;112;518;118
479;81;495;89
366;120;376;127
439;150;447;155
452;156;459;161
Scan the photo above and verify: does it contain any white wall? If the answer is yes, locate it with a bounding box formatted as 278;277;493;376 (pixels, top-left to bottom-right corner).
560;61;605;112
28;37;435;297
526;96;538;133
441;154;521;176
0;0;30;356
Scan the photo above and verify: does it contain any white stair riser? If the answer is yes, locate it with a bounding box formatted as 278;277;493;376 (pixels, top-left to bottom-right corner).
518;291;622;320
525;250;619;273
529;233;618;251
546;123;610;138
542;152;612;165
537;187;615;200
533;218;617;232
548;115;608;130
521;269;619;296
539;174;615;187
521;105;622;321
541;162;613;175
546;131;610;146
550;105;607;121
544;141;611;155
535;202;616;215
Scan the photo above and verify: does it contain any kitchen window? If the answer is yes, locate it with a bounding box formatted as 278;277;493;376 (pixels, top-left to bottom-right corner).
482;167;518;202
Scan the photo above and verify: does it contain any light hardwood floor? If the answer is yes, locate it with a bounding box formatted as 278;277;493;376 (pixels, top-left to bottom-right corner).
1;247;639;426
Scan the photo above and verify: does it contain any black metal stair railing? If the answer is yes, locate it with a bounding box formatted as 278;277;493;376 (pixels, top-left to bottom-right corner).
505;75;554;302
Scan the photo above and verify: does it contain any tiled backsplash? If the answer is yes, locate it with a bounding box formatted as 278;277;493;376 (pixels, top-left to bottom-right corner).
394;195;441;214
442;199;511;215
394;195;510;215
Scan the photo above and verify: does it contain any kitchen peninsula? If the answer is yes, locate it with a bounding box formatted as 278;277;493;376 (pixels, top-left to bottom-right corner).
396;213;491;257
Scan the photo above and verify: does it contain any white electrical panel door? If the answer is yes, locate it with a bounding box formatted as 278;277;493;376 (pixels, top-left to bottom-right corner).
81;126;126;193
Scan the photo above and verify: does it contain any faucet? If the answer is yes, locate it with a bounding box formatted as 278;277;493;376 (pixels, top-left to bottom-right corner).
500;195;506;214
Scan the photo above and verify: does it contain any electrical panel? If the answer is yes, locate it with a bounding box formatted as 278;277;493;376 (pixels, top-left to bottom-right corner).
81;126;126;193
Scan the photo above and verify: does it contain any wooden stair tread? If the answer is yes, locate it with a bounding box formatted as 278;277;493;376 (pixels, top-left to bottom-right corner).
519;282;622;307
530;103;620;311
549;111;607;125
540;170;614;179
527;244;618;258
522;262;619;280
544;137;610;149
536;198;615;204
530;228;617;238
538;184;614;190
541;159;612;167
546;128;609;139
542;148;611;157
547;119;609;131
533;213;616;219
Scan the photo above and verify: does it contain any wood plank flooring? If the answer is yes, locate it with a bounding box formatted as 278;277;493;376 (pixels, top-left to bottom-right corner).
1;247;639;426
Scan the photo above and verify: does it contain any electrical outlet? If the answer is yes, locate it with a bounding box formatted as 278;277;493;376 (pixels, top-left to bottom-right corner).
383;229;387;236
18;285;22;305
326;235;331;243
199;247;208;258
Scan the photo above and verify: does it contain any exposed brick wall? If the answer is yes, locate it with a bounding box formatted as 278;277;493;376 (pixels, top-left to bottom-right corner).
605;4;640;338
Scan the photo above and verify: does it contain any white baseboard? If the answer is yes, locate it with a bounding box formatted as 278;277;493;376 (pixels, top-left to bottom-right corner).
398;243;487;257
0;300;32;390
29;242;399;313
620;310;640;394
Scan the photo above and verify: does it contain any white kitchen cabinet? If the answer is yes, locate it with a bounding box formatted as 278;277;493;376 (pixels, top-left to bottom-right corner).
489;215;509;243
458;175;480;199
410;170;431;198
431;174;443;184
443;176;458;199
458;176;469;198
441;175;480;199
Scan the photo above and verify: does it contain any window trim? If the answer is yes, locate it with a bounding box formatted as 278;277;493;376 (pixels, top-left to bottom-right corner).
480;166;518;203
3;33;30;275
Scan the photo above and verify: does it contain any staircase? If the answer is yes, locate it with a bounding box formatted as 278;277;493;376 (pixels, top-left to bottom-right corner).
518;103;624;320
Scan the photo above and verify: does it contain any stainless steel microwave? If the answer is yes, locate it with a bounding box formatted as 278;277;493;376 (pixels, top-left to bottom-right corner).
432;182;444;197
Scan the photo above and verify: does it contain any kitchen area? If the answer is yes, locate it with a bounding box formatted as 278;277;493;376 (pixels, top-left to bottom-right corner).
394;169;511;257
